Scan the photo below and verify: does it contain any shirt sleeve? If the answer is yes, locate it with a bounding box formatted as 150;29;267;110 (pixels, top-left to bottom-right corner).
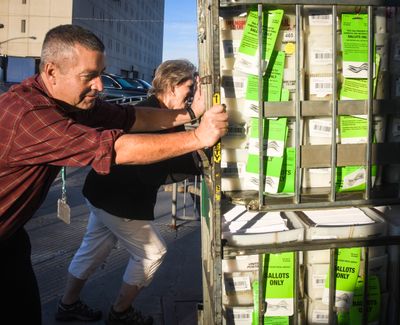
71;100;136;131
8;104;128;175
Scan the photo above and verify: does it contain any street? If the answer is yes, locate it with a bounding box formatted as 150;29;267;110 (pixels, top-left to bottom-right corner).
26;167;202;325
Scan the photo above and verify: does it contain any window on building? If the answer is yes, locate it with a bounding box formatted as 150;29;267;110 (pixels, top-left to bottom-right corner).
21;20;26;33
22;0;27;4
116;42;120;53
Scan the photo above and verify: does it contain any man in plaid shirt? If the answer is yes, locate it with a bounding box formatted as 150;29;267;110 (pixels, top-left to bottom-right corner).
0;24;227;324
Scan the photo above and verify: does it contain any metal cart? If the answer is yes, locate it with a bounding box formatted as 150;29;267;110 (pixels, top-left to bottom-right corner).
196;0;400;324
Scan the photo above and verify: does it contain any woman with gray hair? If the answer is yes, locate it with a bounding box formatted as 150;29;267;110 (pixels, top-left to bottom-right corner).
57;59;202;325
149;59;197;105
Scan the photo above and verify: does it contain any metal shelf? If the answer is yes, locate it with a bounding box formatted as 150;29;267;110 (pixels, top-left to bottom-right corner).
223;235;400;257
197;0;400;324
221;0;400;6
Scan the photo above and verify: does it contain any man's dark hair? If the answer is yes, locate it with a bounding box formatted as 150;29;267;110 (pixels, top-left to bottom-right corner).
39;24;105;72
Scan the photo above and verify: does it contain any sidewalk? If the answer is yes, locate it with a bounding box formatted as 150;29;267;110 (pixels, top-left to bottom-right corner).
27;167;202;325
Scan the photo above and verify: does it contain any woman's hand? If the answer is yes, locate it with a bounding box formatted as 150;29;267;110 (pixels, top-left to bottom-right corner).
190;76;205;118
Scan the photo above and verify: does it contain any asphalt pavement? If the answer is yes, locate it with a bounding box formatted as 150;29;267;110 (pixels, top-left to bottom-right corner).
26;167;202;325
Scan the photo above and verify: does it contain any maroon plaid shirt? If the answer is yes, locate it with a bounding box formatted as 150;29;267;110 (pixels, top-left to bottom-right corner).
0;75;136;240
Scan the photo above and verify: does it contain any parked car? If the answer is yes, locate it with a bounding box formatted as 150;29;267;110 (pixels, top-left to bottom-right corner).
0;84;8;95
125;78;152;91
99;73;148;104
0;82;18;95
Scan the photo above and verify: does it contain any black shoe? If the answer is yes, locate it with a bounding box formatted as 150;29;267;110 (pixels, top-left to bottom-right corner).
55;299;102;322
106;306;153;325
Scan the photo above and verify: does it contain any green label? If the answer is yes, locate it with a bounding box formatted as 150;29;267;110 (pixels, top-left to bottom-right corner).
246;118;288;193
278;147;296;194
349;276;381;324
252;281;289;325
246;74;264;101
342;14;369;63
339;113;379;143
263;316;289;325
265;51;285;102
337;114;377;192
339;115;368;140
245;51;285;107
252;280;262;324
246;154;284;193
265;156;285;193
265;253;294;298
342;13;375;78
239;9;267;57
281;88;290;101
246;154;266;174
338;312;351;325
239;9;284;63
323;248;361;309
340;78;373;99
249;117;267;139
340;54;380;100
338;276;381;325
264;252;294;316
248;117;288;158
336;165;377;192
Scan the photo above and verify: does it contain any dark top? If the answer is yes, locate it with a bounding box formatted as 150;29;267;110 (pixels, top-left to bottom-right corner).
0;75;136;240
82;95;201;220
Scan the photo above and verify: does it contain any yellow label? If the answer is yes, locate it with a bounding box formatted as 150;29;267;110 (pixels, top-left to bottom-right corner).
213;93;221;105
284;42;295;55
215;185;221;202
212;92;222;163
213;142;221;163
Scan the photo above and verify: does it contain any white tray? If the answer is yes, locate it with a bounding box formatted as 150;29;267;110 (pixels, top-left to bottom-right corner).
294;207;387;240
222;205;304;247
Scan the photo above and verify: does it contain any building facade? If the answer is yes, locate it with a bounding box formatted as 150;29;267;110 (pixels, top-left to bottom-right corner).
0;0;164;81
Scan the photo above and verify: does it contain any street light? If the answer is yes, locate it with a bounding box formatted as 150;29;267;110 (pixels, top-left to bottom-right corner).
0;36;36;45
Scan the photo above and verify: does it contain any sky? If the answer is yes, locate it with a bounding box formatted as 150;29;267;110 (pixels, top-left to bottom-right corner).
162;0;198;65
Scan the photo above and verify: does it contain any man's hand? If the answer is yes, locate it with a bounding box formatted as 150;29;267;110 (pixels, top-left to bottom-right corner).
193;104;228;148
190;76;205;118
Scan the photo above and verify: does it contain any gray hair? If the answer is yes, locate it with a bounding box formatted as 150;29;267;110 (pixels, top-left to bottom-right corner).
149;59;197;96
39;24;105;72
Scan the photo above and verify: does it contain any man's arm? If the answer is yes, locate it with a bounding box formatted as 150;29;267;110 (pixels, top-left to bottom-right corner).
130;106;195;132
115;104;227;164
131;78;206;132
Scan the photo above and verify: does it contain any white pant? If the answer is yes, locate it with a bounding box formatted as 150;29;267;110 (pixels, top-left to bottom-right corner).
68;200;167;287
